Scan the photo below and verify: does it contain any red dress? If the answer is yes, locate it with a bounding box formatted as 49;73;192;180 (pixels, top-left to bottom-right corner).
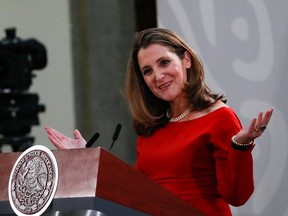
135;107;254;215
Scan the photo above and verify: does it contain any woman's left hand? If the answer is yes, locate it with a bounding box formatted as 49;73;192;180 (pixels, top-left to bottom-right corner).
234;108;273;144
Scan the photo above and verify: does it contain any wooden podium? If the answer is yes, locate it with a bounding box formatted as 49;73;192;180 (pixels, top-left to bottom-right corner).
0;147;203;216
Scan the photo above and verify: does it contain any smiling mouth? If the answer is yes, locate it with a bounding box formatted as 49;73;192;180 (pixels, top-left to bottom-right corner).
158;81;172;90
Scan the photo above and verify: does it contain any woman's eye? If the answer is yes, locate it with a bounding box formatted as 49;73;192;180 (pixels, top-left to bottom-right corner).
160;59;170;66
142;68;152;76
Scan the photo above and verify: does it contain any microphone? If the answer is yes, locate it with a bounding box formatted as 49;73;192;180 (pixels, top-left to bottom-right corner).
109;124;122;151
85;132;100;148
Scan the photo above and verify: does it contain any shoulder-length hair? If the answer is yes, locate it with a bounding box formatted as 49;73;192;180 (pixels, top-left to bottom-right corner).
123;28;225;136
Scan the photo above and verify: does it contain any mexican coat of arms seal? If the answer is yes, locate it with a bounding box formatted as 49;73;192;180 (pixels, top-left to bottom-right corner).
8;145;58;216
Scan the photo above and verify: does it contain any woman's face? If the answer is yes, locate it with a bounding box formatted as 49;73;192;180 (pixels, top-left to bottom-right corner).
137;44;191;103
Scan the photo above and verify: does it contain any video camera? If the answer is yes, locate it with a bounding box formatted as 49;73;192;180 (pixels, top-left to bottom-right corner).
0;28;47;152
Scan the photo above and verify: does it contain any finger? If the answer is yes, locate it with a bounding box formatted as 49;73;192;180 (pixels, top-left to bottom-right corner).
253;109;273;133
49;128;63;136
44;126;52;130
45;128;56;138
47;135;64;149
46;129;63;143
48;128;66;142
255;112;263;128
262;108;273;125
248;118;257;133
74;129;85;141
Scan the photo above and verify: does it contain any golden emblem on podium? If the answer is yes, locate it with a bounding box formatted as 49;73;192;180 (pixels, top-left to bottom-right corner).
8;145;58;216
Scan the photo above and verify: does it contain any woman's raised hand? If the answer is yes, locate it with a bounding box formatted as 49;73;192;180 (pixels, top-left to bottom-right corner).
234;108;273;144
45;127;87;149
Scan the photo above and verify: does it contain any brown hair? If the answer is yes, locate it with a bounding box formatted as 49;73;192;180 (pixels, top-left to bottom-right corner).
124;28;225;136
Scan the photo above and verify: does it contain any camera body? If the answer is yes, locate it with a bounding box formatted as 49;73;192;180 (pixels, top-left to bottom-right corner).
0;28;47;91
0;28;47;151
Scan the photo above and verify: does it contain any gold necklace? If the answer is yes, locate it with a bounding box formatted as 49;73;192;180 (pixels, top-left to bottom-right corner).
167;108;191;122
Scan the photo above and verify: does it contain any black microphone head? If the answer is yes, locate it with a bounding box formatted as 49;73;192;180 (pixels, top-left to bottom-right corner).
109;124;122;151
112;124;122;141
85;132;100;148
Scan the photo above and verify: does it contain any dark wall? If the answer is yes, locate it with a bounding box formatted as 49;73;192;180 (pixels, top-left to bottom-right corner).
69;0;156;164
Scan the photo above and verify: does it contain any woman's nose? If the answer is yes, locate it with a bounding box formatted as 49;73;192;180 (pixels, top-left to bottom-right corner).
155;71;165;81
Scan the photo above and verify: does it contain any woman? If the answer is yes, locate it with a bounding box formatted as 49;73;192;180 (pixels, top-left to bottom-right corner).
45;28;273;215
